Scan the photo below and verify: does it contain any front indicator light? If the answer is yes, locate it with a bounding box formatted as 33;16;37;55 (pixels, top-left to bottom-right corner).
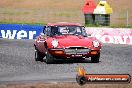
90;51;98;55
54;51;64;54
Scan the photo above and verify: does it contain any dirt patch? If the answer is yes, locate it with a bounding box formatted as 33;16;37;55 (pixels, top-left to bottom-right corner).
0;82;132;88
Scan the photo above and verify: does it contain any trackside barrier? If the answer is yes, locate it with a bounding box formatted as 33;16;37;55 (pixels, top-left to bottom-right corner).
86;28;132;45
0;24;43;39
0;24;132;45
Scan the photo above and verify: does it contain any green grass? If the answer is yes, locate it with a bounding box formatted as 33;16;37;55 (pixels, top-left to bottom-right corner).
0;21;46;25
85;23;132;28
110;25;132;28
0;21;132;28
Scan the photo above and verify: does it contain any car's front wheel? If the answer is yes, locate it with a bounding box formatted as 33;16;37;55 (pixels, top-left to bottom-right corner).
35;49;45;62
91;53;100;63
45;53;55;64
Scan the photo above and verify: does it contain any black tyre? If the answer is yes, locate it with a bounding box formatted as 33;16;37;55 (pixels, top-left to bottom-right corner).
45;53;54;64
35;49;45;62
91;53;100;63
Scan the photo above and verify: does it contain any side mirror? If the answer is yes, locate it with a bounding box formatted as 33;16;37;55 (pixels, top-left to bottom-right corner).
40;33;45;36
40;33;46;38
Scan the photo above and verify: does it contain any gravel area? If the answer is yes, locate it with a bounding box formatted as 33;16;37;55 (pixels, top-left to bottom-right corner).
0;39;132;84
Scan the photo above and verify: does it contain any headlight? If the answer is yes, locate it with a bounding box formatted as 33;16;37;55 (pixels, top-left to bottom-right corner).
93;40;100;47
51;40;59;48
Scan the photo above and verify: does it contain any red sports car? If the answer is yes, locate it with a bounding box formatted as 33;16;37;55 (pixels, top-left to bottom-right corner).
34;22;102;64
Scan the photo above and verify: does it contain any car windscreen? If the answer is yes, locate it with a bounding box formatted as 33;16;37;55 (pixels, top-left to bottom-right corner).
51;26;87;36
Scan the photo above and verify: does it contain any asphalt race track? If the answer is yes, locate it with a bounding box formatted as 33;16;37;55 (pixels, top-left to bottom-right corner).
0;39;132;84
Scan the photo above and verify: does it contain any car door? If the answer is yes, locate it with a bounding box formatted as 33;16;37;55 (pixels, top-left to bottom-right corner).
35;26;46;53
38;26;51;53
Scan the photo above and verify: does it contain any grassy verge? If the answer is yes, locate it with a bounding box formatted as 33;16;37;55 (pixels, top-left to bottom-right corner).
85;24;132;28
0;21;46;25
110;25;132;28
0;0;132;26
0;21;132;28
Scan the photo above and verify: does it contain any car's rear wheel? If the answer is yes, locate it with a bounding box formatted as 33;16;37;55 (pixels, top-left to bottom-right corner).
45;53;54;64
35;49;45;62
91;53;100;63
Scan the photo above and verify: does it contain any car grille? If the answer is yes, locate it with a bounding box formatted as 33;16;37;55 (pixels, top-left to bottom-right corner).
64;47;89;54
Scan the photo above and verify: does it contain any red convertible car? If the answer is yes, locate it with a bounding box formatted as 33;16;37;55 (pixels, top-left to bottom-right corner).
34;22;102;64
